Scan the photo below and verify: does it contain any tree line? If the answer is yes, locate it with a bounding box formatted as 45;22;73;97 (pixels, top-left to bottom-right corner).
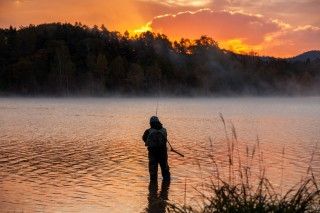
0;23;319;96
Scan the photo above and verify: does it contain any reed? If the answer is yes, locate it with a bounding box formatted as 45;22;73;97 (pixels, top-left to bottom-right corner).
168;114;320;213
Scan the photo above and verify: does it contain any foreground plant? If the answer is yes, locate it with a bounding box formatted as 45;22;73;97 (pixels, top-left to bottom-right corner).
167;114;320;213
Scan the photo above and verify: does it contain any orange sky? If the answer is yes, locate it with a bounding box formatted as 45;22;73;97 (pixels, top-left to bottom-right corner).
1;0;319;57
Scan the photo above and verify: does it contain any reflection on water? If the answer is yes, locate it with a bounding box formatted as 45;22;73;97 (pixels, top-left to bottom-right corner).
0;97;319;212
146;180;170;213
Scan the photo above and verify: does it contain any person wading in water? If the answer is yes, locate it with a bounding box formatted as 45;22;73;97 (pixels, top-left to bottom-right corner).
142;116;170;181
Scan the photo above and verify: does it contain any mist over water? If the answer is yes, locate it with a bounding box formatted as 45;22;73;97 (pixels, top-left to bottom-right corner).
0;97;319;212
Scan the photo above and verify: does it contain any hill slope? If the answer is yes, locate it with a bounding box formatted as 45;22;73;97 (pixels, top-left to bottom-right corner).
290;50;320;61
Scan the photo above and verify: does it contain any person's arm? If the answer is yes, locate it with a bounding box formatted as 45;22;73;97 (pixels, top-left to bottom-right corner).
162;128;168;140
142;129;149;142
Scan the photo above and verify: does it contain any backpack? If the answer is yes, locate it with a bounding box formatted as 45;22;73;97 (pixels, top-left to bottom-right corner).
146;128;167;148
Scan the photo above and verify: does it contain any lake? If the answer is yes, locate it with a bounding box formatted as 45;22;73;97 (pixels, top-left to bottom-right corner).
0;97;319;212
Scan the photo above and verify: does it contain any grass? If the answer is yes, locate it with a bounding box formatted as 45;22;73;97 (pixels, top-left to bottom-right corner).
167;114;320;213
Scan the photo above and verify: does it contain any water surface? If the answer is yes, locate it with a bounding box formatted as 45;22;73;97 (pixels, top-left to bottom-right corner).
0;97;319;212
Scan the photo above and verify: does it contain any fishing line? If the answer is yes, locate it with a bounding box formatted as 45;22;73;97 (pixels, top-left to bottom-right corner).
155;99;159;116
154;77;184;157
155;77;160;116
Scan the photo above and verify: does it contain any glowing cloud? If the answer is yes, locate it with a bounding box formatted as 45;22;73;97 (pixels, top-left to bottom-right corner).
149;9;281;44
0;0;147;33
133;22;153;34
147;8;320;57
139;0;212;7
220;39;262;54
261;25;320;57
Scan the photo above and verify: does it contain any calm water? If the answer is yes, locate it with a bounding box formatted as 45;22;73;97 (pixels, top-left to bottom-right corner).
0;97;319;212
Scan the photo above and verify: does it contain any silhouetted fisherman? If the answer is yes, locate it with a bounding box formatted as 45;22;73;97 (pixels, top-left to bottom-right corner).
143;116;171;181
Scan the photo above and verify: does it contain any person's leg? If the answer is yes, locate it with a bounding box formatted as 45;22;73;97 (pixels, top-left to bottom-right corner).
160;179;170;200
159;150;170;181
148;151;158;181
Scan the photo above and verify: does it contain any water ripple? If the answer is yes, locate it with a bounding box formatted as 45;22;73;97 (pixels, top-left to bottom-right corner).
0;97;319;212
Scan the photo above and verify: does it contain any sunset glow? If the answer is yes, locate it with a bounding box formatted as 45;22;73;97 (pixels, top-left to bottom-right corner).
1;0;319;57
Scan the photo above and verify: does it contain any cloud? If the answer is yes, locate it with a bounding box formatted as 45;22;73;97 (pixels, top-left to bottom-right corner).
140;0;320;29
261;25;320;57
147;8;320;57
150;9;281;45
0;0;146;32
139;0;213;7
221;0;320;28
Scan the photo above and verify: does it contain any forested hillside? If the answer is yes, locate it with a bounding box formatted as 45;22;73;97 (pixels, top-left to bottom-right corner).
0;23;319;96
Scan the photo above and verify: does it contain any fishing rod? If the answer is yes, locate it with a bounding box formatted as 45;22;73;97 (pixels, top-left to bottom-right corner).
167;140;184;157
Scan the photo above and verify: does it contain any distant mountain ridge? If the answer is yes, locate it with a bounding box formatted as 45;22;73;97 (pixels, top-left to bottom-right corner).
289;50;320;62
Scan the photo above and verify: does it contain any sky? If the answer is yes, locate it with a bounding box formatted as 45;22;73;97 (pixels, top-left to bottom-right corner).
0;0;319;57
